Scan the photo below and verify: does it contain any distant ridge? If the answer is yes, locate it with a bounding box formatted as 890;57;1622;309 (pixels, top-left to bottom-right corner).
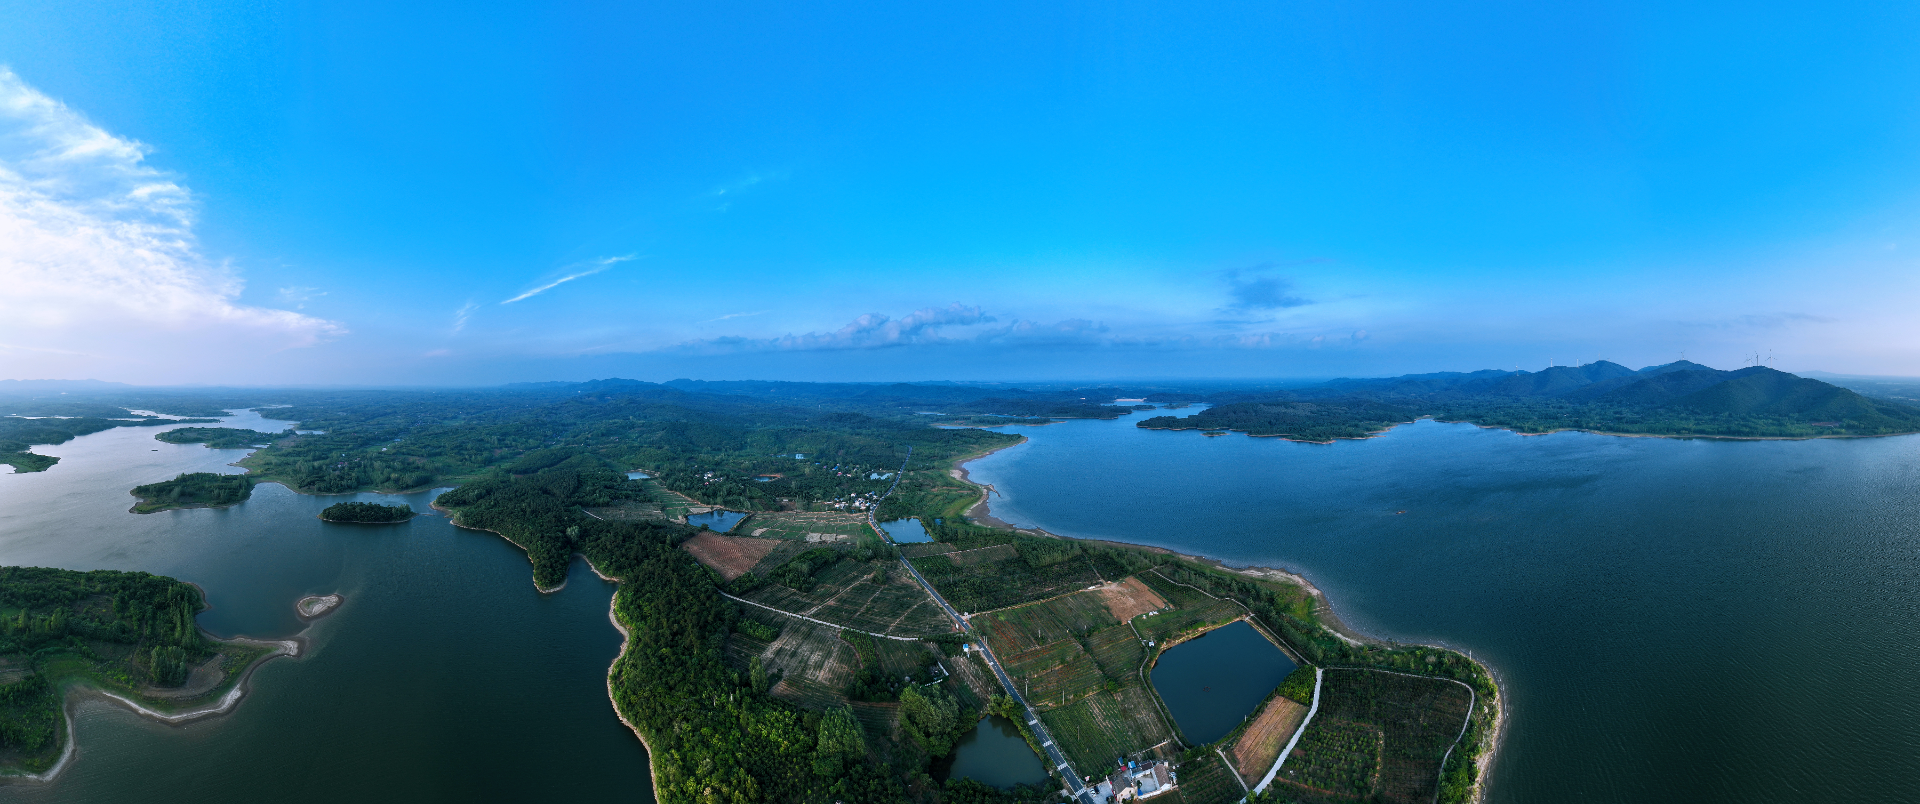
1141;362;1920;441
0;379;132;391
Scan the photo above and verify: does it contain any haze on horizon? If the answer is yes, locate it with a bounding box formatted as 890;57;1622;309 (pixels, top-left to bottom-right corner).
3;2;1920;386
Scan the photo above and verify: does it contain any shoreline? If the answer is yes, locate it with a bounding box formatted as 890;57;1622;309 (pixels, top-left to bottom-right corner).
603;592;666;804
951;440;1503;802
296;594;343;620
1141;414;1919;444
3;635;302;784
948;436;1028;528
429;499;567;594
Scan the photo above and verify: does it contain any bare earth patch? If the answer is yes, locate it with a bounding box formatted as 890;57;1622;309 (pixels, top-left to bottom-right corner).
1096;576;1170;622
1231;695;1308;785
683;532;784;580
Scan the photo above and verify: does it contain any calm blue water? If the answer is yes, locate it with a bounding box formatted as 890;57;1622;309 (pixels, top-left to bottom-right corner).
687;509;746;532
880;518;933;543
626;471;652;480
0;412;651;801
936;716;1050;788
1150;620;1296;746
968;410;1920;803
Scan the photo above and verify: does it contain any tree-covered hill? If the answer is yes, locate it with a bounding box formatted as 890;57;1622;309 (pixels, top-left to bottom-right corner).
1148;362;1920;439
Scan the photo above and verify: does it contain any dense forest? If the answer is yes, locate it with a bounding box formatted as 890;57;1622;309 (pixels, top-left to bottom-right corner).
319;502;415;523
1147;362;1920;440
0;567;263;773
129;473;254;513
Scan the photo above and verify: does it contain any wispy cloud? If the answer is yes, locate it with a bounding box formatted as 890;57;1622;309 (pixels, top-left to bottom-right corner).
701;310;770;323
0;66;344;378
677;303;995;353
452;300;479;332
501;255;636;304
278;286;323;309
703;169;789;211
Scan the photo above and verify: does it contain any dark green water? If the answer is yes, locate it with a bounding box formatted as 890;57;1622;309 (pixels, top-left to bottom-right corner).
934;716;1049;788
0;412;652;801
969;412;1920;803
1149;621;1296;746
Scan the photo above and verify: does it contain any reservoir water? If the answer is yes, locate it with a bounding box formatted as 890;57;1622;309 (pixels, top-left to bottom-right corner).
935;716;1050;788
879;518;934;543
687;509;746;532
1148;621;1296;746
968;411;1920;803
0;412;652;802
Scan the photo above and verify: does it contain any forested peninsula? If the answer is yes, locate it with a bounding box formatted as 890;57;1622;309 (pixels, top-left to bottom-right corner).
1139;361;1920;441
0;567;287;777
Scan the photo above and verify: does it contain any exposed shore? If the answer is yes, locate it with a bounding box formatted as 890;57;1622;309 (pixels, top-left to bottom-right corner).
296;593;343;619
4;635;302;784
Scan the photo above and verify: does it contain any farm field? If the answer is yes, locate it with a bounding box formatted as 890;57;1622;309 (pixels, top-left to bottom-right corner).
744;558;955;636
1038;679;1179;773
1269;668;1474;804
761;619;858;709
1229;695;1309;786
1095;575;1169;621
1164;753;1245;804
682;532;783;580
977;589;1119;654
738;510;875;542
909;545;1104;614
1084;624;1146;678
998;637;1104;709
1134;599;1244;644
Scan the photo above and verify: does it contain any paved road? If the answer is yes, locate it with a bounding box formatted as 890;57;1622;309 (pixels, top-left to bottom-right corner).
867;446;1096;803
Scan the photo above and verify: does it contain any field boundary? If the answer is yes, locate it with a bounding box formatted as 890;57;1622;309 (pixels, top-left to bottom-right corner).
1254;667;1323;794
721;592;935;642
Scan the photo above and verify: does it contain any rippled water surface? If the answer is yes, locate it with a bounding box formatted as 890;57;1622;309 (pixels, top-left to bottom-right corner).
0;412;651;802
968;412;1920;803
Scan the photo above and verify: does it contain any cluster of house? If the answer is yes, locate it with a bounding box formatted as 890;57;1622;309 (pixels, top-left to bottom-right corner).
1087;759;1176;802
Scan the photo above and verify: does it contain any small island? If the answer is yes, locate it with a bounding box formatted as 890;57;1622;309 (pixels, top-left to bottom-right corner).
318;502;416;523
129;473;254;514
0;567;292;778
155;427;287;449
296;594;343;619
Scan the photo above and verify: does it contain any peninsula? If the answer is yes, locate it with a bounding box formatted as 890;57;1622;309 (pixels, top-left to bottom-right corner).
0;567;291;778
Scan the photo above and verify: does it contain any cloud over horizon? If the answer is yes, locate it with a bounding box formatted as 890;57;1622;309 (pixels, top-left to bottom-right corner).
0;67;343;378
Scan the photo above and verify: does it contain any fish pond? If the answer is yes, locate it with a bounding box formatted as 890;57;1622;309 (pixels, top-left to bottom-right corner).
686;509;746;532
879;517;934;543
1148;620;1296;745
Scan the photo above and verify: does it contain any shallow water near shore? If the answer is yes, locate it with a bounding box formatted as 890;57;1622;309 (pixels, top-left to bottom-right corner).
0;412;651;802
967;410;1920;803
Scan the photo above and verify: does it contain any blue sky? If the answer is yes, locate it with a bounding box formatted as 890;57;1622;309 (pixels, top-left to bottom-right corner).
3;1;1920;385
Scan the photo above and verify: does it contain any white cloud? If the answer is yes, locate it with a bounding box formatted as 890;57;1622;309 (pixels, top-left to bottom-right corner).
452;300;479;332
502;255;636;304
0;67;344;379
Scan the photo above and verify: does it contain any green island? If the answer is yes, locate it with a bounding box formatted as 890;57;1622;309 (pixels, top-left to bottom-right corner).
154;427;288;449
318;501;416;523
1;379;1524;800
0;567;285;777
1138;361;1920;441
129;473;254;514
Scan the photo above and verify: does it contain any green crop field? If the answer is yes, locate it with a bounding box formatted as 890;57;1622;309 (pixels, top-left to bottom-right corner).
1137;569;1220;609
1269;668;1475;804
999;638;1105;709
1042;679;1180;773
743;560;954;637
909;548;1104;614
1167;753;1246;804
1085;624;1146;678
1135;599;1243;644
978;590;1119;655
1271;717;1383;799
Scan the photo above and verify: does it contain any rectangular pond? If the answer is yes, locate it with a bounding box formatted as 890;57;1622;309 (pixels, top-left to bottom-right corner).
1148;620;1296;746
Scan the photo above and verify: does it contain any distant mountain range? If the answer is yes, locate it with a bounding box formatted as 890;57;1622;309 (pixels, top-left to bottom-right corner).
1140;362;1920;441
0;379;132;392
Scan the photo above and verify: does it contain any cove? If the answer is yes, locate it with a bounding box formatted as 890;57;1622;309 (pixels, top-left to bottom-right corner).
935;716;1050;789
1148;620;1295;746
0;411;653;802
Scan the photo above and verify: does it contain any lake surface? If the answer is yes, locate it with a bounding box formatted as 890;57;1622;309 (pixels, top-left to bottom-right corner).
968;410;1920;803
0;412;652;802
1149;620;1296;746
879;518;933;543
935;716;1049;788
686;509;746;532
